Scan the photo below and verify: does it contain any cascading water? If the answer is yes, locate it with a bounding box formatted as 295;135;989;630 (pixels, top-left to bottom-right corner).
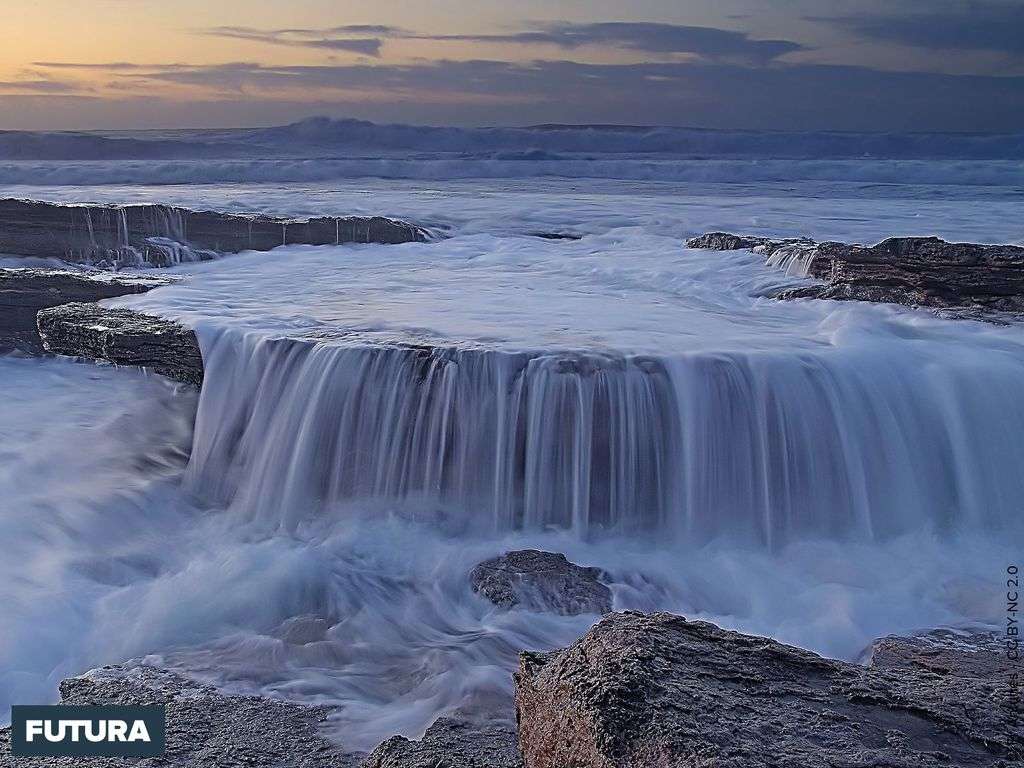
185;327;1024;547
4;177;1023;752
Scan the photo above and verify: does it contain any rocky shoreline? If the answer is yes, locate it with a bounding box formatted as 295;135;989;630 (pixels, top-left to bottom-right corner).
0;268;176;351
687;231;1024;316
4;215;1023;765
1;551;1017;767
0;199;429;268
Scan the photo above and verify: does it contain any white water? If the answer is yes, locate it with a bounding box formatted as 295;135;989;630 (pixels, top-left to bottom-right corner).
1;149;1023;751
1;118;1022;187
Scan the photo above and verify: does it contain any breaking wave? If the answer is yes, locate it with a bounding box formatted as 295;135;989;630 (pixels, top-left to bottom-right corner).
2;157;1022;187
0;117;1021;186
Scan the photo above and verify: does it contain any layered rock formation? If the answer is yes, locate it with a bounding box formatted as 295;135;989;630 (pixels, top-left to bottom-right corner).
514;612;1021;768
0;665;358;768
687;231;1024;314
470;550;612;616
37;303;203;386
0;199;429;267
0;268;174;351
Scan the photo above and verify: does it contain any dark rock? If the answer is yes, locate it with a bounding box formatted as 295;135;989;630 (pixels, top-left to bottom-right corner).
514;611;1022;768
470;550;611;616
0;664;358;767
37;303;203;386
529;232;583;241
685;231;774;251
0;199;429;268
362;717;521;768
866;627;1013;679
0;268;174;351
687;230;1024;314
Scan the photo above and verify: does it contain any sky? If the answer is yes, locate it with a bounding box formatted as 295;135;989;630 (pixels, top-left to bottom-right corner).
1;0;1023;131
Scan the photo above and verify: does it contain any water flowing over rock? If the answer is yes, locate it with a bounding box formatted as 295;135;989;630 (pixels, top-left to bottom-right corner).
686;231;1024;314
181;327;1024;543
0;268;174;351
470;550;611;615
362;718;521;768
513;611;1022;768
0;665;358;767
0;199;429;268
33;298;1024;543
37;303;203;386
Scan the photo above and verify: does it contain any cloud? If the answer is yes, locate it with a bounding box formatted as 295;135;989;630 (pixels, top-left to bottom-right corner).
32;56;1024;131
199;21;806;65
0;78;80;93
810;2;1024;56
415;22;807;63
203;26;385;56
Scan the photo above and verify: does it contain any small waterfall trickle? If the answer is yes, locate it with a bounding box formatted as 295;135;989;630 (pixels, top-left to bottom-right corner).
184;327;1024;546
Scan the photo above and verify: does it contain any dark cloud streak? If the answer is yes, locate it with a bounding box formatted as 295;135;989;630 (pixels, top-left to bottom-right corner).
413;22;806;63
203;26;384;56
201;21;806;64
811;2;1024;56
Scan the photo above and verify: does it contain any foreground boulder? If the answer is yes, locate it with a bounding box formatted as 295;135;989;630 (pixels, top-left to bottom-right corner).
363;717;521;768
687;231;1024;314
37;303;203;386
0;664;357;767
470;550;612;616
0;268;174;351
514;612;1021;768
0;199;429;268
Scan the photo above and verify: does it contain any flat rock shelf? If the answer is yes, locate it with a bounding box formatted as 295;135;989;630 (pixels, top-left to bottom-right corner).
37;303;203;387
0;199;430;268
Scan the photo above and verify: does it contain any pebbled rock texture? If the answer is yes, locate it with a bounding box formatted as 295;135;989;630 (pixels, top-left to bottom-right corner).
866;627;1014;680
470;550;612;616
362;717;522;768
514;611;1023;768
686;231;1024;314
0;267;173;351
0;664;358;768
37;302;203;386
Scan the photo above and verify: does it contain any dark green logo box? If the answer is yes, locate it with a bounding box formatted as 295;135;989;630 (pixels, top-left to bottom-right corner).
10;705;166;757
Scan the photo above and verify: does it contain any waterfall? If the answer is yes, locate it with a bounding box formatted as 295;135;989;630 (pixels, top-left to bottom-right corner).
183;327;1024;546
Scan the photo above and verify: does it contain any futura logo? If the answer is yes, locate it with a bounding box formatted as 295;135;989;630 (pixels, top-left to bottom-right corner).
10;705;166;757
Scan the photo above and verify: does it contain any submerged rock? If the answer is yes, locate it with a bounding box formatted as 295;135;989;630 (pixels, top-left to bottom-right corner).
0;268;174;351
0;664;358;767
37;303;203;386
362;717;521;768
0;199;429;268
687;231;1024;314
514;611;1022;768
470;550;611;616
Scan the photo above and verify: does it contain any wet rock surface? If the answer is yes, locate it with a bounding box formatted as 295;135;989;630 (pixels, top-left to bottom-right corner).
37;302;203;386
0;199;429;267
866;627;1013;679
470;550;612;616
0;664;358;768
0;268;174;351
687;231;1024;314
362;717;521;768
514;611;1022;768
